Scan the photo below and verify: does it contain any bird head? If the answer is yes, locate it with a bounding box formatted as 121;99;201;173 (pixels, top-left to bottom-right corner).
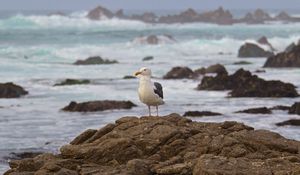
134;67;152;77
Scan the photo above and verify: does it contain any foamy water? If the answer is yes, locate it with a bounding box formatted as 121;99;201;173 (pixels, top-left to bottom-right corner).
0;12;300;173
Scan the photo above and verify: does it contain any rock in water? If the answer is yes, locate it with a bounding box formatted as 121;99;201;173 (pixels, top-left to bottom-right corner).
276;119;300;126
238;43;273;58
54;79;90;86
62;100;137;112
74;56;118;65
183;111;222;117
132;34;176;45
236;107;272;114
163;67;196;79
5;114;300;175
0;83;28;98
289;102;300;115
195;64;228;75
142;56;154;61
257;36;276;51
87;6;114;20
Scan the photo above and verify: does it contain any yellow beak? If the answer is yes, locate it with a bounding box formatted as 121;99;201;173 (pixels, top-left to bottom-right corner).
134;71;141;76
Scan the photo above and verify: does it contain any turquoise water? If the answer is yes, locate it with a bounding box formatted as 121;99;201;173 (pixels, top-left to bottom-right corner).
0;11;300;173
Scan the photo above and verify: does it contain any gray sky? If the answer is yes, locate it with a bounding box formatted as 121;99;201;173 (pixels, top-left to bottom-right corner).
0;0;299;11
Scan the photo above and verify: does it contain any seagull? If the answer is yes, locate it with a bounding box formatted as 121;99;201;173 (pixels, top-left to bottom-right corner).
134;67;164;116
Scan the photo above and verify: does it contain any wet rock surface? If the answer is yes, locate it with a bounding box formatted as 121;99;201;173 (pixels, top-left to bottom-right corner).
276;119;300;126
5;114;300;175
142;56;154;61
236;107;272;114
54;79;91;86
62;100;137;112
195;64;227;75
163;67;196;79
198;68;299;97
238;43;273;58
289;102;300;115
183;111;222;117
0;83;28;98
74;56;118;65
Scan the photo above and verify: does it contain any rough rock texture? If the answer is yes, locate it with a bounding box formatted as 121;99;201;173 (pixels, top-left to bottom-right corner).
289;102;300;115
54;79;90;86
74;56;118;65
198;68;299;97
87;6;114;20
270;105;291;111
264;42;300;67
0;83;28;98
183;111;222;117
236;107;272;114
5;114;300;175
163;67;196;79
238;43;273;58
194;64;227;75
276;119;300;126
62;100;137;112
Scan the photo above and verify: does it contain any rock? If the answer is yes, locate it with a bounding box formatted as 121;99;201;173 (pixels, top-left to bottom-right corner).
163;67;196;79
276;119;300;126
289;102;300;115
236;107;272;114
142;56;154;61
132;34;176;45
264;42;300;67
254;69;266;73
275;11;292;21
54;79;90;86
62;100;137;112
257;36;276;51
285;42;296;53
238;43;274;58
115;9;126;18
0;83;28;98
6;114;300;175
198;68;299;97
183;111;222;117
87;6;114;20
241;9;272;24
270;105;291;111
123;75;136;79
131;12;157;23
200;7;234;25
195;64;228;75
74;56;118;65
233;61;252;65
5;152;44;160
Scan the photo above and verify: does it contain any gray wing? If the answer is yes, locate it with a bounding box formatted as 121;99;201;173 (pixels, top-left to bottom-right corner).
153;82;163;99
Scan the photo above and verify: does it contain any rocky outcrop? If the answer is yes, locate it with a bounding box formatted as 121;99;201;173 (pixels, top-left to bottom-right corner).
142;56;154;61
289;102;300;115
87;6;114;20
270;105;290;111
183;111;222;117
257;36;276;51
132;35;176;45
236;107;272;114
62;100;137;112
54;79;90;86
5;114;300;175
240;9;272;24
264;42;300;67
238;43;273;58
131;12;157;23
276;119;300;126
163;67;196;79
194;64;227;75
197;68;299;97
74;56;118;65
0;83;28;98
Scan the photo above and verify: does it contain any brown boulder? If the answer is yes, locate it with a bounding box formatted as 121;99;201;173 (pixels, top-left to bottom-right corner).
163;67;196;79
62;100;137;112
236;107;272;114
0;82;28;98
5;114;300;175
238;43;273;58
289;102;300;115
183;111;222;117
87;6;114;20
195;64;228;75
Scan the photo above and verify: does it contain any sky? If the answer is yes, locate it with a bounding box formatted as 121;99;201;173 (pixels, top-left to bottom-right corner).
0;0;299;11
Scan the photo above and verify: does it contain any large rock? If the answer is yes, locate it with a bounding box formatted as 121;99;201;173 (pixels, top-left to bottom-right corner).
199;7;234;25
276;119;300;126
74;56;118;65
0;83;28;98
241;9;272;24
163;67;196;79
198;68;299;97
238;43;273;58
264;42;300;67
87;6;114;20
289;102;300;115
236;107;272;114
132;34;176;45
5;114;300;175
195;64;228;75
62;100;137;112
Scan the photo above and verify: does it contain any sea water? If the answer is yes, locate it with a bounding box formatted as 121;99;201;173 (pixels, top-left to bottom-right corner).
0;11;300;173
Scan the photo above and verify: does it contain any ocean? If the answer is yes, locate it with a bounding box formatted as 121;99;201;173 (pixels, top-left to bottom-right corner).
0;10;300;173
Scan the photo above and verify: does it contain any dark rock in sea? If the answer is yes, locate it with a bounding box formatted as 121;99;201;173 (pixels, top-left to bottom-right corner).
133;34;176;45
5;114;300;175
87;6;114;20
62;100;137;112
195;64;227;75
131;12;157;23
257;36;276;51
285;42;296;53
233;61;252;65
275;11;292;21
183;111;222;117
123;75;136;79
142;56;154;61
241;9;272;24
115;9;126;18
264;42;300;67
270;105;291;111
198;68;299;97
54;79;90;86
0;83;28;98
236;107;272;114
289;102;300;115
276;119;300;126
254;69;266;73
74;56;118;65
163;67;196;79
238;43;273;58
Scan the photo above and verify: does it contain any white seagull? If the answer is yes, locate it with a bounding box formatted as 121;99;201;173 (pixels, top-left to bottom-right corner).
134;67;164;116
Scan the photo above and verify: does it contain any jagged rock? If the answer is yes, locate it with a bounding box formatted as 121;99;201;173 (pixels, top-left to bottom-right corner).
200;7;234;25
62;100;137;112
289;102;300;115
276;119;300;126
115;9;126;18
5;114;300;175
275;11;292;21
241;9;272;24
183;111;222;117
54;79;90;86
285;42;296;52
238;43;273;58
0;83;28;98
257;36;276;51
264;42;300;67
132;35;176;45
163;67;196;79
87;6;114;20
142;56;154;61
131;12;157;23
74;56;118;65
195;64;227;75
198;68;299;97
236;107;272;114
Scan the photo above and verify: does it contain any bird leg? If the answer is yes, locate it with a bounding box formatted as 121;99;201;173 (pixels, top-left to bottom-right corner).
148;105;151;116
156;106;159;117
